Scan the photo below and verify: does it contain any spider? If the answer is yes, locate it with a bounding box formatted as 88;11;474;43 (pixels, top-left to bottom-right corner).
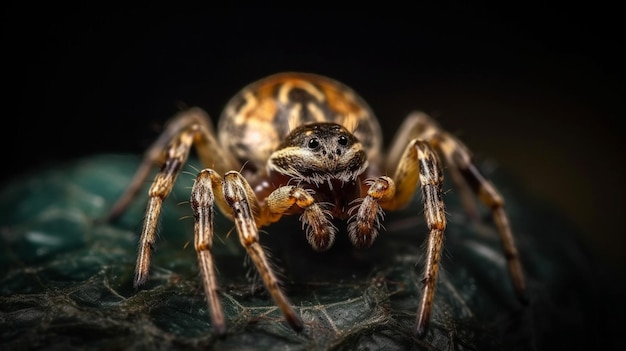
108;72;527;337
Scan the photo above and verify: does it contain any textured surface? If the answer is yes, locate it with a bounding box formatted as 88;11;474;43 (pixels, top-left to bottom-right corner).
0;154;614;350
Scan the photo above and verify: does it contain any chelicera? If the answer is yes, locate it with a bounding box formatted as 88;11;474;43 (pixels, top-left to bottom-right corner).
108;72;527;337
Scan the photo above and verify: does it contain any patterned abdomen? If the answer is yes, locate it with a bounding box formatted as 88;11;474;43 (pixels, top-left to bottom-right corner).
218;72;383;174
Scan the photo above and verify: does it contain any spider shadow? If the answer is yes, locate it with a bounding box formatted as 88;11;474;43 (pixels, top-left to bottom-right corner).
253;216;395;290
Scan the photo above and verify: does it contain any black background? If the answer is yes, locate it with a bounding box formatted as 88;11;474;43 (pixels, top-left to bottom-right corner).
3;3;623;276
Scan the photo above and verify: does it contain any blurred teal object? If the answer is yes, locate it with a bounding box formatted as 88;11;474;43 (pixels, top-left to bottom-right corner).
0;154;617;350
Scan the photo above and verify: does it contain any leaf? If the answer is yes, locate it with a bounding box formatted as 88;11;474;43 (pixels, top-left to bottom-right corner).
0;154;609;350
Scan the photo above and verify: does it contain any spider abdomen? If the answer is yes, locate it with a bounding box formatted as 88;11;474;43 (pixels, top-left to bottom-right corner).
217;72;383;174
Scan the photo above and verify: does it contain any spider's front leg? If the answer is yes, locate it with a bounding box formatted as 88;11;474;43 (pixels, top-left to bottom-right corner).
381;138;447;337
385;112;528;337
110;108;238;288
261;185;338;251
193;170;304;333
347;176;395;248
392;113;527;302
436;133;527;303
190;169;227;335
105;108;241;334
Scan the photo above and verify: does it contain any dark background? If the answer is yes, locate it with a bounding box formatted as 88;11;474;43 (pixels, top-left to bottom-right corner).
2;3;623;276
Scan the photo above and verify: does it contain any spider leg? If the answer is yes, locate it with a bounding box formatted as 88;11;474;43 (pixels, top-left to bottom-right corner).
385;111;527;336
404;112;527;303
261;185;337;251
107;107;238;221
347;176;395;248
190;169;227;335
386;112;480;219
118;108;239;289
382;136;447;337
128;108;234;287
221;171;304;332
133;128;195;287
438;136;527;303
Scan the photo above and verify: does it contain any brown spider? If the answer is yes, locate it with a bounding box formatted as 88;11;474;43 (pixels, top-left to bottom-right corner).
108;72;527;337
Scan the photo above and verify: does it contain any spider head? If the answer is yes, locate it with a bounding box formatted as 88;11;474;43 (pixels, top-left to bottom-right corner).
268;123;368;185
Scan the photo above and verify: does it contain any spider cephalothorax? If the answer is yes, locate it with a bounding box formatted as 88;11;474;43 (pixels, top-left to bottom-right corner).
108;72;527;338
269;122;367;186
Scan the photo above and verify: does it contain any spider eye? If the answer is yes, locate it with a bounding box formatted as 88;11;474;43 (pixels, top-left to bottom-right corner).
338;135;348;145
308;138;320;149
